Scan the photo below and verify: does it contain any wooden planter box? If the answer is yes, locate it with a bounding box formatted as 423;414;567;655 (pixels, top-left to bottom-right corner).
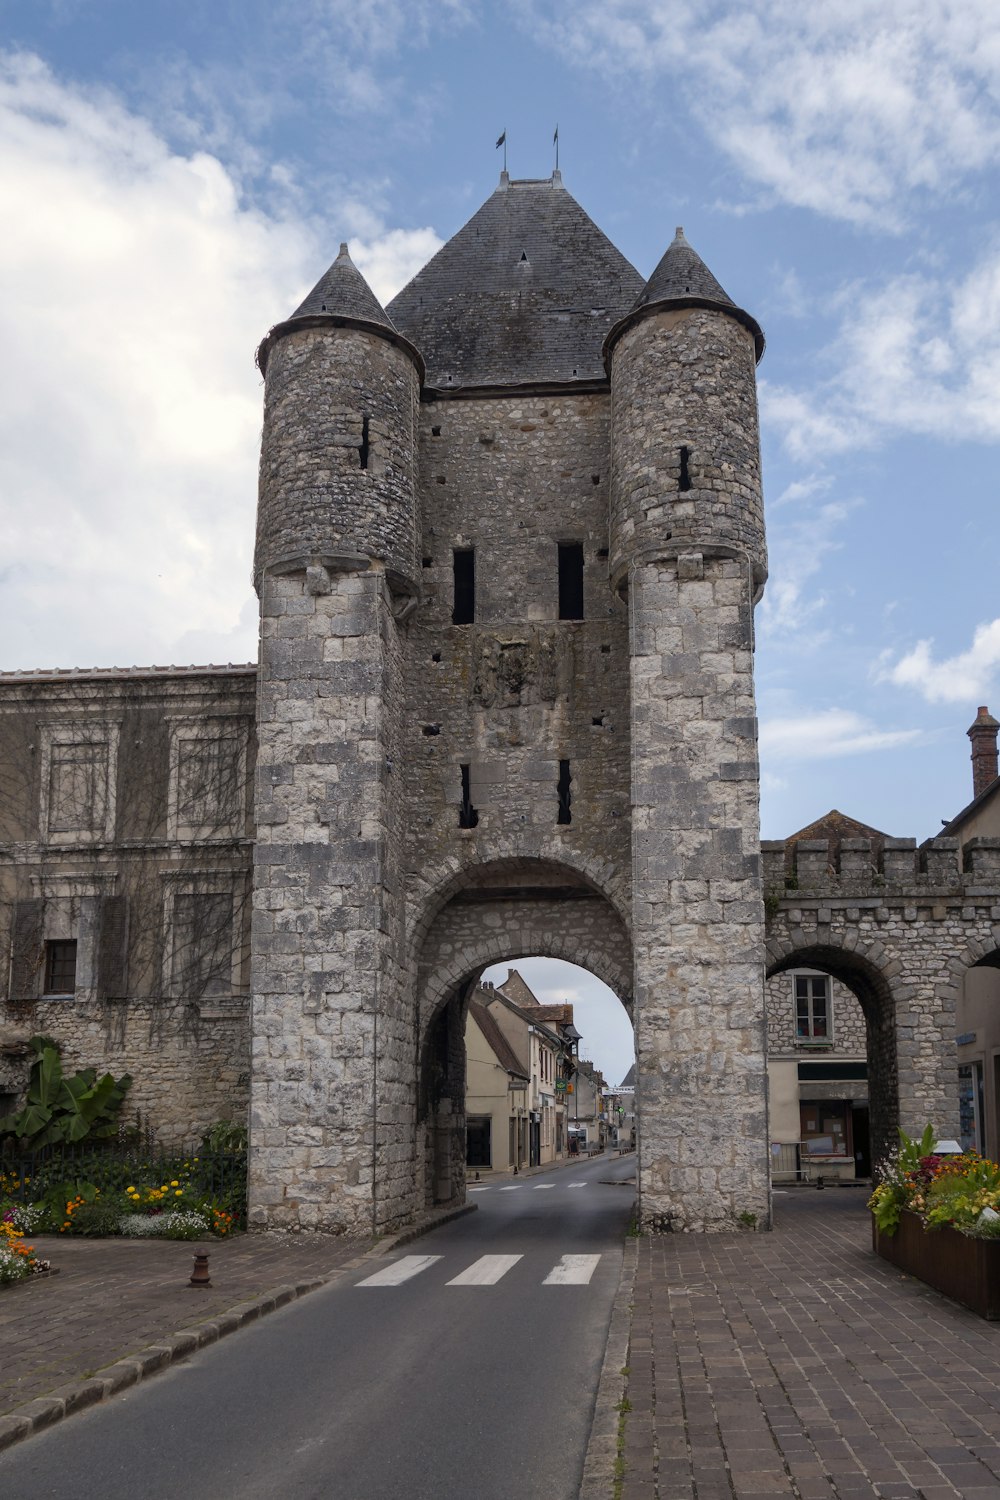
873;1210;1000;1320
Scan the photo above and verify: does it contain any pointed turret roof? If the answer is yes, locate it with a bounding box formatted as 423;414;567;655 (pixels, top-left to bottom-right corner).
387;172;644;390
256;242;422;377
290;242;398;329
605;226;764;363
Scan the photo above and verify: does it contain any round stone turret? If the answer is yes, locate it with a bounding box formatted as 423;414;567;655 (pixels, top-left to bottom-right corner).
254;243;424;599
604;228;767;595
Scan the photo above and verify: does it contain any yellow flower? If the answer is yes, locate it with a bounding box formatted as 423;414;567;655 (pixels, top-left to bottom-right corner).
170;1180;179;1188
126;1186;135;1193
174;1190;182;1197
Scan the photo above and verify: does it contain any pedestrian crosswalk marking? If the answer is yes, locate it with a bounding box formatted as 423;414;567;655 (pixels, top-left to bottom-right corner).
356;1252;603;1289
498;1185;520;1191
357;1255;443;1287
543;1255;601;1286
446;1254;523;1286
568;1183;588;1188
468;1186;490;1192
533;1183;555;1190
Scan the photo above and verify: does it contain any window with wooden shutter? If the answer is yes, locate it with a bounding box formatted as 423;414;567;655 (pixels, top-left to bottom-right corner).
97;894;129;1000
10;899;43;999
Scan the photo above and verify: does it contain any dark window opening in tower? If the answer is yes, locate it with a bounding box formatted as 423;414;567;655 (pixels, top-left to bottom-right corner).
453;548;475;625
359;414;370;470
557;760;572;824
558;542;584;620
459;764;479;828
678;446;692;492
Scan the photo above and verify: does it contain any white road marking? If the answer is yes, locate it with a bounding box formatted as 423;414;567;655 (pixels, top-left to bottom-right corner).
446;1254;523;1286
543;1254;601;1286
498;1185;521;1191
533;1183;555;1190
567;1182;588;1188
356;1255;442;1287
467;1186;491;1193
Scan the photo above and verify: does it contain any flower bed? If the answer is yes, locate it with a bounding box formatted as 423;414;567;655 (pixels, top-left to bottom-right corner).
0;1216;52;1286
869;1125;1000;1320
0;1145;244;1257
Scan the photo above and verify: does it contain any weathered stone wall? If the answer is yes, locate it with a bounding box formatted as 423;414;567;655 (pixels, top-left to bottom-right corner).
0;668;255;1144
255;328;421;593
608;308;766;593
766;971;867;1054
628;558;769;1231
763;835;1000;1164
0;1000;248;1149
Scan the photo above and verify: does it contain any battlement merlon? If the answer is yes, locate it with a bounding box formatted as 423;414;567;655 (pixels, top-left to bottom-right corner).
762;834;1000;897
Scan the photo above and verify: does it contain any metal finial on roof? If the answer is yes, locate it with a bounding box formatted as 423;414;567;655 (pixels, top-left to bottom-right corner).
674;226;687;242
336;242;350;259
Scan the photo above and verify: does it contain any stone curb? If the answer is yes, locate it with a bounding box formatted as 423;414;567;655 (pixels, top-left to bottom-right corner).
579;1235;638;1500
0;1201;476;1456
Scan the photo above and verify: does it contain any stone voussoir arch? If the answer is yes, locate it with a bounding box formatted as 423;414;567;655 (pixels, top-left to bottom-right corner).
407;844;633;981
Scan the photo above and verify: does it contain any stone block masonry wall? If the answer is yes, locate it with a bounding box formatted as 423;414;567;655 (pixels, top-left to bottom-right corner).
250;567;406;1234
403;392;632;918
255;328;420;592
762;835;1000;1164
0;999;248;1149
608;308;766;593
766;972;867;1054
630;557;769;1231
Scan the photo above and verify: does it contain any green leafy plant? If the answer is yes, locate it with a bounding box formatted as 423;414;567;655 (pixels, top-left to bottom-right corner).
869;1125;1000;1238
0;1037;131;1148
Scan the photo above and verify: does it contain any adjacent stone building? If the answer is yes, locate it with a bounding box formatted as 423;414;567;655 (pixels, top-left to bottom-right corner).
3;170;993;1236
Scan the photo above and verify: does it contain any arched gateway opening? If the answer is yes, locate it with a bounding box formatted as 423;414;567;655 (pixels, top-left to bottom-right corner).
766;941;899;1177
413;858;633;1211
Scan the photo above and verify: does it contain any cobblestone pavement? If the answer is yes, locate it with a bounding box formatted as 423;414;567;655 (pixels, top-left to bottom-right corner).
620;1189;1000;1500
0;1230;374;1416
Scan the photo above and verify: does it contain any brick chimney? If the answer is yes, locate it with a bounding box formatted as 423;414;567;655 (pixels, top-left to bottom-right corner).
968;706;1000;798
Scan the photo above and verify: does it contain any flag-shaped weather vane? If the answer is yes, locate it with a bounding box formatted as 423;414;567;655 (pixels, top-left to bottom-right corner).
554;123;559;171
496;128;507;172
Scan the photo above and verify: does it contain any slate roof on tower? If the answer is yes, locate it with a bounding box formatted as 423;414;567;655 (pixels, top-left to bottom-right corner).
256;242;423;376
289;242;398;330
605;226;765;363
386;172;645;390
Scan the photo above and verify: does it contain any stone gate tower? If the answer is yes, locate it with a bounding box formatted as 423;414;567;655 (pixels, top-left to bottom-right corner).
249;173;770;1234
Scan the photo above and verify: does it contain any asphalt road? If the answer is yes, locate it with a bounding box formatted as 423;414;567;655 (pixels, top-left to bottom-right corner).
0;1151;635;1500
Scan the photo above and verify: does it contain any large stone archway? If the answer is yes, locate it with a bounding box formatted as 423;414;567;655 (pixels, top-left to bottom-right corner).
411;856;634;1212
765;936;900;1172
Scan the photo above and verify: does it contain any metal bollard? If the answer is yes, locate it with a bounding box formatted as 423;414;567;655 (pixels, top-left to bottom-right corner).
189;1249;212;1287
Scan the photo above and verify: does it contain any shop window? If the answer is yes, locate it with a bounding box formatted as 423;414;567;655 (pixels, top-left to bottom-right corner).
795;973;830;1039
799;1100;850;1159
43;939;77;997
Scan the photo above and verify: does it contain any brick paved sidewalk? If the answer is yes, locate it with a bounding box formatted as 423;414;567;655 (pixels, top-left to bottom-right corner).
620;1190;1000;1500
0;1229;376;1416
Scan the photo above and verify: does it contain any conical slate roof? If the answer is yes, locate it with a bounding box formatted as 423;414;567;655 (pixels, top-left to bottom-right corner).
387;173;645;389
257;242;422;377
289;242;398;331
606;227;764;362
636;227;736;311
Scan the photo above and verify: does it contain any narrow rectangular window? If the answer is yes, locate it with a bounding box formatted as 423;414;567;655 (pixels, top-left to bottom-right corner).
44;939;77;997
558;542;584;620
453;548;475;625
359;414;370;470
795;974;830;1039
557;760;572;824
679;446;692;492
459;763;479;828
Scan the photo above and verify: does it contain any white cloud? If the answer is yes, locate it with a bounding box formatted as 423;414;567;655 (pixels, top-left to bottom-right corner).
876;620;1000;704
757;498;858;643
0;52;440;670
523;0;1000;227
762;247;1000;457
759;708;922;763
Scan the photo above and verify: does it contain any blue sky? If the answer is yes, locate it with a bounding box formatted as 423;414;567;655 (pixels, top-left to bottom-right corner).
2;2;999;1081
